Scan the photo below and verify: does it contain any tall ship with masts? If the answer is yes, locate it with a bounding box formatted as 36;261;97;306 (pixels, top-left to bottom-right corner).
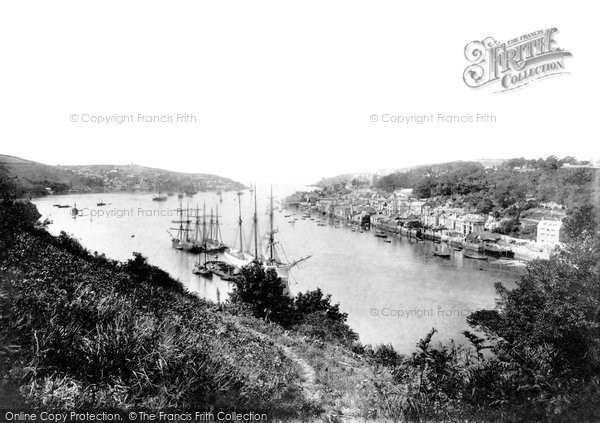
224;190;257;266
201;204;229;253
169;203;193;250
225;186;311;284
263;186;311;283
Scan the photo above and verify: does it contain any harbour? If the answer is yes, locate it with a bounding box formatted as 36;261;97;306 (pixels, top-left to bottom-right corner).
32;187;520;353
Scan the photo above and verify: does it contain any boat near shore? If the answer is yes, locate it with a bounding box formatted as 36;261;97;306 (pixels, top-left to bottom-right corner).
433;245;451;258
463;251;488;260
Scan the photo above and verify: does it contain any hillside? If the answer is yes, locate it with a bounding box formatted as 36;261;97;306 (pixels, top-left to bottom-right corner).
314;159;508;188
0;154;245;196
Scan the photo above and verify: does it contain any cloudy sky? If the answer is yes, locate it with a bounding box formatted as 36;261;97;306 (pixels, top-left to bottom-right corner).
1;1;598;184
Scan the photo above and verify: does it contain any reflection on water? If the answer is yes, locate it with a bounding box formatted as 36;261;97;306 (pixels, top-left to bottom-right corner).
33;187;520;353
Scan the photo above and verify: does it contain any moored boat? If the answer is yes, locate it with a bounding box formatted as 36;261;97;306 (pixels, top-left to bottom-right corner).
463;251;488;260
433;245;451;258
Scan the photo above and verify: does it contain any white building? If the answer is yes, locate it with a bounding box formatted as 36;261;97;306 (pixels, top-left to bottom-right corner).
537;219;563;248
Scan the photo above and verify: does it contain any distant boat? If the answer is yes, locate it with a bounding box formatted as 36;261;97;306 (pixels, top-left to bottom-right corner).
57;204;70;208
463;252;488;260
153;193;167;201
374;230;387;238
97;200;106;206
383;238;392;243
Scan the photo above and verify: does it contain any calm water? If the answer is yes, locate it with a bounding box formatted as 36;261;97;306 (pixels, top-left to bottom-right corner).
33;187;520;353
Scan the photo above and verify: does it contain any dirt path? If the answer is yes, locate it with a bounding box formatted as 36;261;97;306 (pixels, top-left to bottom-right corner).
233;323;322;403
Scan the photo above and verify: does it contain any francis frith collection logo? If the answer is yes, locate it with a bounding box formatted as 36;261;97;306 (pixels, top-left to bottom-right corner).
463;28;572;92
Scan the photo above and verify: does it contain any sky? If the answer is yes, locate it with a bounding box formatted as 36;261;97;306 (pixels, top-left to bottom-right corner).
1;1;599;185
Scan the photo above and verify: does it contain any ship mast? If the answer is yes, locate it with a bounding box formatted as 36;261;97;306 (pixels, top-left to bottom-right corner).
202;203;207;246
195;204;200;244
209;208;214;242
269;185;275;263
253;184;258;260
237;191;243;252
215;203;222;244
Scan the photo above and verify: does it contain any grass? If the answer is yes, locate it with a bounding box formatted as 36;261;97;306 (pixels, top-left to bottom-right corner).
0;231;306;414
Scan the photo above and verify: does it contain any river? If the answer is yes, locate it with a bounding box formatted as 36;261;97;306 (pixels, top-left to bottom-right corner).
33;187;520;353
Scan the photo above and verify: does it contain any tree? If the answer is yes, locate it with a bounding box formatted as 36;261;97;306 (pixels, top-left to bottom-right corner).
0;164;18;200
469;211;600;378
562;204;598;243
295;288;348;323
229;262;296;326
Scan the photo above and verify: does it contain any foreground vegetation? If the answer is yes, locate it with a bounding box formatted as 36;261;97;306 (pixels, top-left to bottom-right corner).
0;206;304;412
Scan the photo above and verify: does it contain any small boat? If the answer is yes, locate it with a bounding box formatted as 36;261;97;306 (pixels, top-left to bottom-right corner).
57;204;71;208
52;204;61;207
453;247;463;251
192;263;213;278
463;252;488;260
152;194;167;202
433;250;451;258
97;200;106;206
317;222;326;226
374;230;387;238
383;238;392;243
205;260;237;281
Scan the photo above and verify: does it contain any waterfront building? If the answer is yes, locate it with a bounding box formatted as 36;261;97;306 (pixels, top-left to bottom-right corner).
537;219;563;248
484;215;502;231
458;214;486;235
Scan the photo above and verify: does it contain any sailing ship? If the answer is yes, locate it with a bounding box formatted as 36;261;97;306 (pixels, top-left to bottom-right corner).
201;204;229;253
263;186;312;283
169;203;193;250
225;186;311;285
224;190;257;267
